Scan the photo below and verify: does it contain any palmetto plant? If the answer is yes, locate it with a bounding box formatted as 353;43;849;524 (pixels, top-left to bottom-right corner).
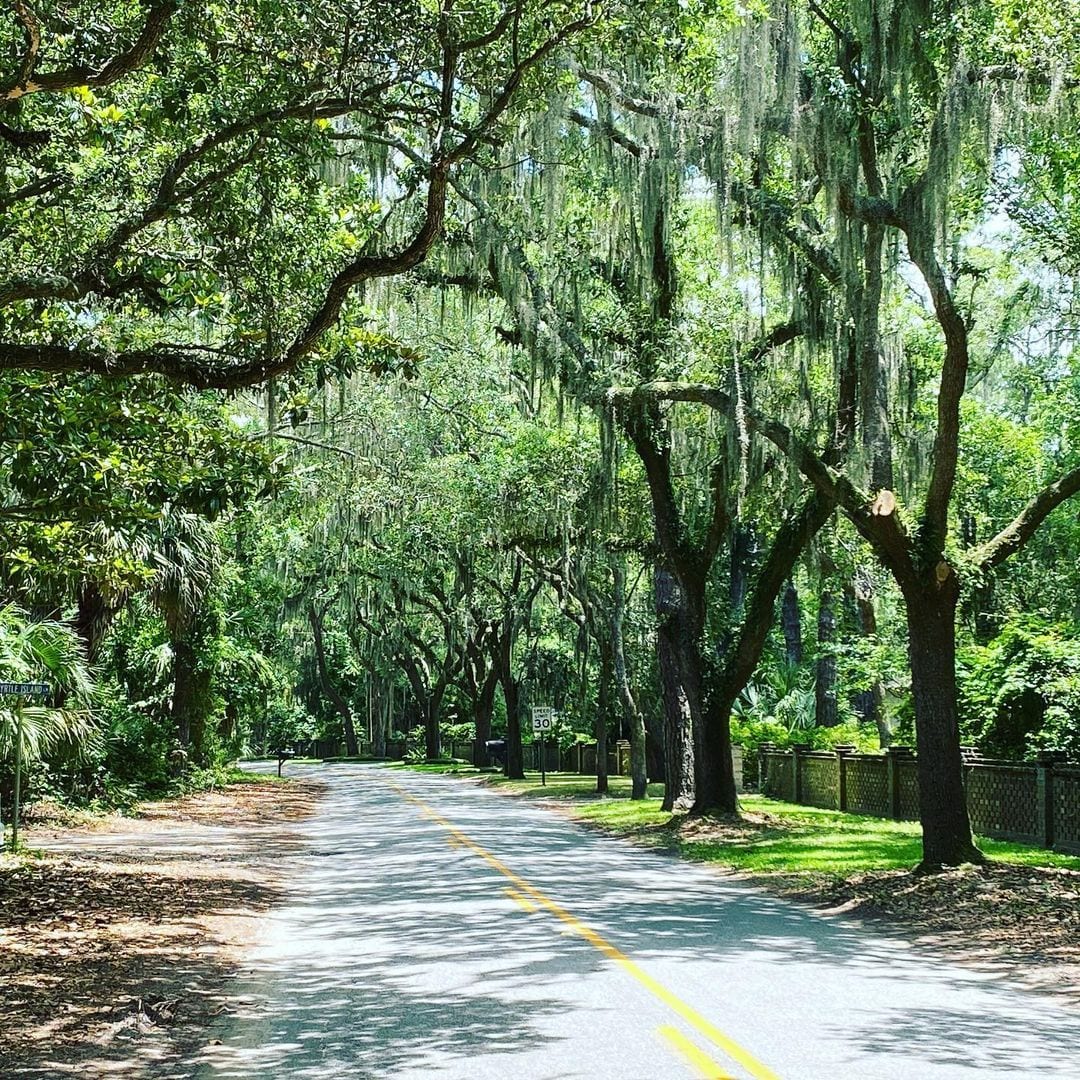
0;605;97;850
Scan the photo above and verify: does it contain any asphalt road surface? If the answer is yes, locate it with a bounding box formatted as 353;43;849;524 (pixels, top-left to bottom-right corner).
196;764;1080;1080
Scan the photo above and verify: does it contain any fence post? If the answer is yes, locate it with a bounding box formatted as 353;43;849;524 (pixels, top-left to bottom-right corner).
835;744;857;812
886;745;912;820
792;743;811;805
758;742;776;794
1036;751;1059;849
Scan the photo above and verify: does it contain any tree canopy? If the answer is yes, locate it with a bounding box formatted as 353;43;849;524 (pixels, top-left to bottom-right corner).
3;0;1080;871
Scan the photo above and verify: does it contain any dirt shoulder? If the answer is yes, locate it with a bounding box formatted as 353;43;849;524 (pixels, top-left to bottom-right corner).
770;859;1080;1006
0;777;323;1079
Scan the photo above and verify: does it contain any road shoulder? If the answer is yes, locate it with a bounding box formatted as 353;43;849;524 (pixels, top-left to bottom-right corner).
0;776;322;1077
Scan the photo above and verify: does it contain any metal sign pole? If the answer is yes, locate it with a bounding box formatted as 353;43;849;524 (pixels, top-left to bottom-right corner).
1;683;50;853
540;732;546;787
11;707;22;853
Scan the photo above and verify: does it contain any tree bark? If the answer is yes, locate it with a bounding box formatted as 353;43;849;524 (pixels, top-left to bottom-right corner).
502;671;524;779
611;560;647;799
815;589;838;727
655;568;694;811
74;583;117;665
170;622;214;768
596;638;612;795
471;670;498;767
729;525;758;616
781;579;803;666
903;575;984;870
372;677;388;758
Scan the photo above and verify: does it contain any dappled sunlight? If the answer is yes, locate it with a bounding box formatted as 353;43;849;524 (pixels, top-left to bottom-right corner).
196;764;1080;1080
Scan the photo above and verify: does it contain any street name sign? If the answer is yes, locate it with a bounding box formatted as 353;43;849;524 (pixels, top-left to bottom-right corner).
0;682;49;696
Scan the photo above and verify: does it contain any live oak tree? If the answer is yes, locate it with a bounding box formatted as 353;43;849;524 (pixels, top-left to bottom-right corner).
0;0;593;389
619;0;1080;867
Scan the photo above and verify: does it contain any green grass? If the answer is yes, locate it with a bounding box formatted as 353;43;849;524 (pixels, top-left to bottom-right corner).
482;772;666;801
468;774;1080;877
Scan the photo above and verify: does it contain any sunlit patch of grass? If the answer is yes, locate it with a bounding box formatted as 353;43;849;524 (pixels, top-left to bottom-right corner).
391;761;491;775
519;787;1080;876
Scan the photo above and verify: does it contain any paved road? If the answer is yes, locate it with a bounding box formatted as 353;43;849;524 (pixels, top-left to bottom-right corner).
196;764;1080;1080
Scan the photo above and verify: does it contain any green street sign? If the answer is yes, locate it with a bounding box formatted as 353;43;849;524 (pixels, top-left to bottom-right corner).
0;682;49;696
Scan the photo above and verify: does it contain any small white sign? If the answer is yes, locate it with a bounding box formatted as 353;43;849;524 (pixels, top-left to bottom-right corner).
531;707;555;733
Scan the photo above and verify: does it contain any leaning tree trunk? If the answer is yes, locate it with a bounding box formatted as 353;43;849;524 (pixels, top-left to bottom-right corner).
903;575;984;870
655;568;694;811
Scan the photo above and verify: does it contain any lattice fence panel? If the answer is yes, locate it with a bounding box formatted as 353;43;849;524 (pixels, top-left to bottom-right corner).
802;755;839;809
764;754;795;801
1054;768;1080;853
965;765;1039;842
846;757;888;817
898;760;921;820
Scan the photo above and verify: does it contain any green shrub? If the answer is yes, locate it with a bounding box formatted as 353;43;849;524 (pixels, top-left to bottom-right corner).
958;616;1080;760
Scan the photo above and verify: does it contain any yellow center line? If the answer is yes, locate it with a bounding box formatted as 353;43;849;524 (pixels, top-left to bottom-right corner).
386;780;782;1080
658;1026;736;1080
503;886;539;913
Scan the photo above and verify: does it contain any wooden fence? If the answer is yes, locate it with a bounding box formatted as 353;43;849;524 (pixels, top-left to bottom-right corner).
757;743;1080;855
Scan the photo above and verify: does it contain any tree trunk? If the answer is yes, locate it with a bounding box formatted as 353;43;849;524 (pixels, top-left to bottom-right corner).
611;561;647;799
170;635;197;753
904;577;984;870
170;618;213;769
74;583;116;665
372;677;388;758
694;693;738;814
815;589;838;727
424;699;441;760
502;672;524;779
596;639;612;794
848;574;890;746
655;568;694;811
472;670;498;767
308;601;358;756
729;525;758;616
781;579;802;666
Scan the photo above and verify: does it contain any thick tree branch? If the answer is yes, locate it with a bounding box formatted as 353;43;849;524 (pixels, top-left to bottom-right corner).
974;465;1080;570
2;1;180;102
609;380;918;582
0;14;590;387
0;171;63;209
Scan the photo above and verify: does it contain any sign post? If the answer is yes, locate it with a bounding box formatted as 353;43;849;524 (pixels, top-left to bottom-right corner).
1;683;50;853
531;707;555;787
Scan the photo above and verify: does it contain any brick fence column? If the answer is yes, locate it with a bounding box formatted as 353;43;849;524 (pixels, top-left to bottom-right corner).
792;743;811;805
758;742;777;794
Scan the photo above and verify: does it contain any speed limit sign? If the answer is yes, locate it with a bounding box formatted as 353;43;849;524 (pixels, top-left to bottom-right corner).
531;707;555;733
